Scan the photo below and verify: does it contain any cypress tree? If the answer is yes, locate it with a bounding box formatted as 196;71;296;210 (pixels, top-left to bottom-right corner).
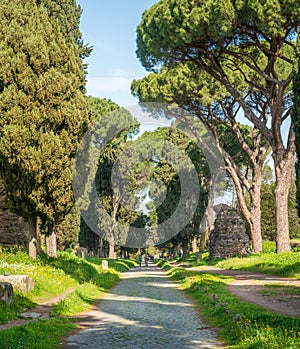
0;0;89;257
38;0;92;83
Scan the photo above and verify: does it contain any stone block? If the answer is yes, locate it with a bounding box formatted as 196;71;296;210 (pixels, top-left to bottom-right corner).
0;275;34;293
102;260;109;269
0;282;14;304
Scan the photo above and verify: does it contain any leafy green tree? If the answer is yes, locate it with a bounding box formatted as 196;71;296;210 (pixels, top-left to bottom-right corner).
135;0;299;252
55;205;80;251
132;62;268;252
76;97;120;256
76;97;141;258
0;0;89;258
95;127;144;258
135;126;208;256
39;0;92;79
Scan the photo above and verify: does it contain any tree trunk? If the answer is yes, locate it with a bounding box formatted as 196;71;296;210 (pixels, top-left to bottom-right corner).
109;234;116;259
200;178;215;252
173;245;179;257
98;237;104;258
225;156;263;253
182;241;189;258
46;225;57;258
108;197;119;259
28;216;38;259
274;153;294;253
191;236;197;253
248;168;263;253
36;217;42;253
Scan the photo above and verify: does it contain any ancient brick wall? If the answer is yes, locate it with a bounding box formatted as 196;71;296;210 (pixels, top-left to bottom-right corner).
0;181;29;246
209;204;250;259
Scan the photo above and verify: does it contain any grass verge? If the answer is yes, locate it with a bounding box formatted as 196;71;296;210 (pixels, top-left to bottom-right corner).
0;318;76;349
157;260;300;349
0;246;137;348
177;242;300;279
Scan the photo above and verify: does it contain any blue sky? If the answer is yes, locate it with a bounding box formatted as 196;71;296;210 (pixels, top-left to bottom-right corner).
77;0;158;107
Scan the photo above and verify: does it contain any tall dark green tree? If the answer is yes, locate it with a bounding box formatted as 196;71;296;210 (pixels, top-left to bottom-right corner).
78;97;120;257
0;0;89;257
77;97;141;258
39;0;92;80
56;205;80;251
135;0;299;253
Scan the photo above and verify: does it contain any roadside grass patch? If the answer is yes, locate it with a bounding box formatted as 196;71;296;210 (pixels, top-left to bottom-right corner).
0;292;35;324
162;263;300;349
51;267;121;316
87;257;137;272
0;247;135;348
259;284;300;297
216;252;300;279
0;318;75;349
0;247;124;323
178;243;300;279
51;282;101;316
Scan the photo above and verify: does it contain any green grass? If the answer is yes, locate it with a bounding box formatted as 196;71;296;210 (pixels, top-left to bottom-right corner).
214;252;300;279
0;318;76;349
178;242;300;279
0;246;135;348
157;260;300;349
0;292;36;324
259;284;300;297
86;256;137;273
50;282;102;316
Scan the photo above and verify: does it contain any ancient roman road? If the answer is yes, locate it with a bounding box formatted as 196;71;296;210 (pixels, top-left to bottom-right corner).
61;263;224;349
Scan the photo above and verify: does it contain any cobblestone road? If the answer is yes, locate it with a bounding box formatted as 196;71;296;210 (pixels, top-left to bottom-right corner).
62;264;223;349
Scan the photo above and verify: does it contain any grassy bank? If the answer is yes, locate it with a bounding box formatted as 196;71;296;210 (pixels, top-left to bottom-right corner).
179;242;300;279
0;247;136;348
157;247;300;349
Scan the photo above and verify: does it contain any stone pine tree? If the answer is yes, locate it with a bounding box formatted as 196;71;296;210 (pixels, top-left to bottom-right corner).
0;0;89;258
136;0;299;252
94;112;141;258
76;97;142;258
131;126;208;256
132;62;268;253
293;38;300;216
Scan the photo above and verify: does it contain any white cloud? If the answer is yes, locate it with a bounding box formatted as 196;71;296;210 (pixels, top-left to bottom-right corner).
87;76;132;94
86;76;138;107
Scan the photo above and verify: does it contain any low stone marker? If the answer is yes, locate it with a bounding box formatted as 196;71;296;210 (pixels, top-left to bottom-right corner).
0;282;13;304
102;260;109;269
75;247;88;259
0;275;34;293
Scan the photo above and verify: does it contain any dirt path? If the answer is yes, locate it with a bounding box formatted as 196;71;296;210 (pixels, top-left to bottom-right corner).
0;287;76;330
188;266;300;318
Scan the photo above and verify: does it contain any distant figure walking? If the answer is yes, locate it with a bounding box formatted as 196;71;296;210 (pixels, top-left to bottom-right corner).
144;254;150;267
138;253;143;267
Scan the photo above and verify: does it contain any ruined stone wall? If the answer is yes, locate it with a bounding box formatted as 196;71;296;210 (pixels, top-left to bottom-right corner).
0;181;29;246
209;205;250;259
